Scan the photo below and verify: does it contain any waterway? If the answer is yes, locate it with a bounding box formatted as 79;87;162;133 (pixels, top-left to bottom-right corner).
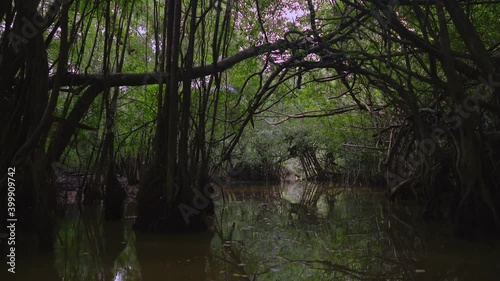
4;182;500;280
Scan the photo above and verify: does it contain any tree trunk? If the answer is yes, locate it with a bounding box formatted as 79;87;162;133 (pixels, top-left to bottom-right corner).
134;0;213;233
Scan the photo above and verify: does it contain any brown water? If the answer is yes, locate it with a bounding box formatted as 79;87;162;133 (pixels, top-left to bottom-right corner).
3;182;500;280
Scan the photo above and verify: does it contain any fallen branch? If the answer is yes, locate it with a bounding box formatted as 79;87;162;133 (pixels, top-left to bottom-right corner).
264;105;362;125
342;143;384;151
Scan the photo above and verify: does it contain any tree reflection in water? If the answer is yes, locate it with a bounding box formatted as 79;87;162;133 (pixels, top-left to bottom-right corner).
210;183;500;281
54;206;139;281
21;183;498;281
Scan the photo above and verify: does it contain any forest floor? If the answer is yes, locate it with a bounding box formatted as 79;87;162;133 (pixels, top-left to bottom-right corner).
55;174;139;206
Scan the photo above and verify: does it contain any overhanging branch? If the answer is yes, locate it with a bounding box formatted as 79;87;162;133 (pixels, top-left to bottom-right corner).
56;41;286;87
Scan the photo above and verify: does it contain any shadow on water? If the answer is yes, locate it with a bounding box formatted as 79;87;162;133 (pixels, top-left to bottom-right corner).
4;182;500;280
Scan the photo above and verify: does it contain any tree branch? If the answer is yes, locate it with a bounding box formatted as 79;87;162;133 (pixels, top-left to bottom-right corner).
56;41;286;87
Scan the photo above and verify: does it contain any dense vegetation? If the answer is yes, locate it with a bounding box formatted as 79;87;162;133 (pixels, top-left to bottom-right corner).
1;0;499;251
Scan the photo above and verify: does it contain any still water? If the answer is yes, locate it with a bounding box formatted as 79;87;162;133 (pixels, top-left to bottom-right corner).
5;183;500;280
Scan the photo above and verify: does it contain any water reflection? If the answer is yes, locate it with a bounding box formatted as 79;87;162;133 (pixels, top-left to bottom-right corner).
10;182;500;281
54;206;138;281
213;183;412;280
